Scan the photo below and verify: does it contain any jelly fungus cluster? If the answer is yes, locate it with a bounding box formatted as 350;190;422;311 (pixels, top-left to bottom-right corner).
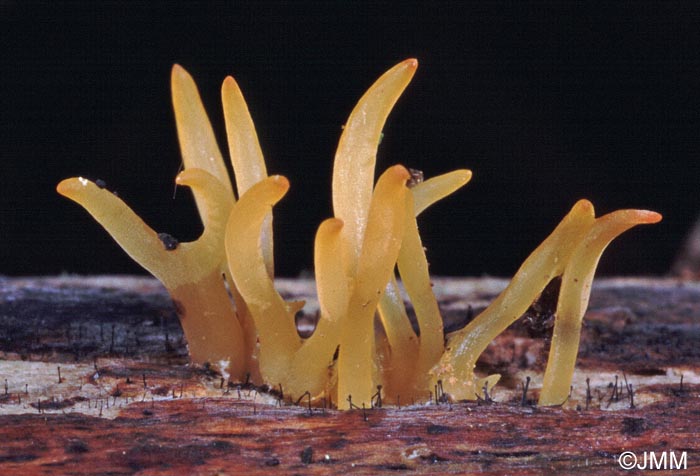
58;60;660;409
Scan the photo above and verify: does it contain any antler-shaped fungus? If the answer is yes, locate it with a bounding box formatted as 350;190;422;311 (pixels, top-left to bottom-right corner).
58;65;280;383
432;201;661;402
57;170;247;379
328;59;473;407
538;208;662;405
58;59;661;410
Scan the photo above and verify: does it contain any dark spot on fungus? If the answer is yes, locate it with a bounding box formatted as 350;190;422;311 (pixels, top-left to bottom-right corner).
265;457;280;466
332;345;340;361
157;233;179;251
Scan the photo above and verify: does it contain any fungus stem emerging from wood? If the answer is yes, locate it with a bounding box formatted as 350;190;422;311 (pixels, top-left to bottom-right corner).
538;209;662;405
58;60;661;409
224;175;299;386
433;200;597;400
380;169;473;398
57;170;247;379
286;217;346;398
336;165;410;408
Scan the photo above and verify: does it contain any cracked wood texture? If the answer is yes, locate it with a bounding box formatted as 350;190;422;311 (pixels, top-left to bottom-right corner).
0;275;699;475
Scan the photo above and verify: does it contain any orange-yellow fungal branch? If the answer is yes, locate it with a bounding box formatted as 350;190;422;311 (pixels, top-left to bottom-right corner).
224;175;299;386
57;170;229;289
377;277;417;381
538;209;662;405
397;194;444;379
380;169;473;398
286;218;346;399
57;170;247;379
58;60;661;410
412;169;473;216
222;75;274;277
406;170;473;369
432;200;596;400
337;165;410;409
173;66;274;375
221;76;268;197
333;59;418;278
57;177;178;284
171;65;234;219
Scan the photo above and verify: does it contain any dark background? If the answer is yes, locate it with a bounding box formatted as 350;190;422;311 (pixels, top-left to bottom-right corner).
3;1;699;278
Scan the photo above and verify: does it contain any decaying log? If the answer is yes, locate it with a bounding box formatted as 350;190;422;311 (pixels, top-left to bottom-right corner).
0;275;699;475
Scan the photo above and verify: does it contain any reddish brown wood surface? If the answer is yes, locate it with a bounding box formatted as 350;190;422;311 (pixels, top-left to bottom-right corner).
0;276;699;475
1;394;699;475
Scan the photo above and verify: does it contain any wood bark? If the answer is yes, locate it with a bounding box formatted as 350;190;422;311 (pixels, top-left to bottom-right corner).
0;275;698;475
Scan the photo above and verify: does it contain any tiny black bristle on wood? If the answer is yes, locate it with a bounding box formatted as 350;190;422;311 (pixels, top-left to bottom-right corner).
585;377;592;410
628;383;635;409
521;376;531;406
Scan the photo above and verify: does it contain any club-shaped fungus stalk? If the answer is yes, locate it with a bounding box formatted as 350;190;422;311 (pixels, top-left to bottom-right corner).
538;209;662;405
432;201;661;403
58;59;661;409
176;65;273;377
223;59;470;407
432;200;596;400
334;165;410;408
334;60;419;401
221;74;274;278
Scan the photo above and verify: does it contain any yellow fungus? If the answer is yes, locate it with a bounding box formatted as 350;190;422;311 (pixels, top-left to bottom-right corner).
538;209;662;405
57;169;247;380
58;60;660;409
